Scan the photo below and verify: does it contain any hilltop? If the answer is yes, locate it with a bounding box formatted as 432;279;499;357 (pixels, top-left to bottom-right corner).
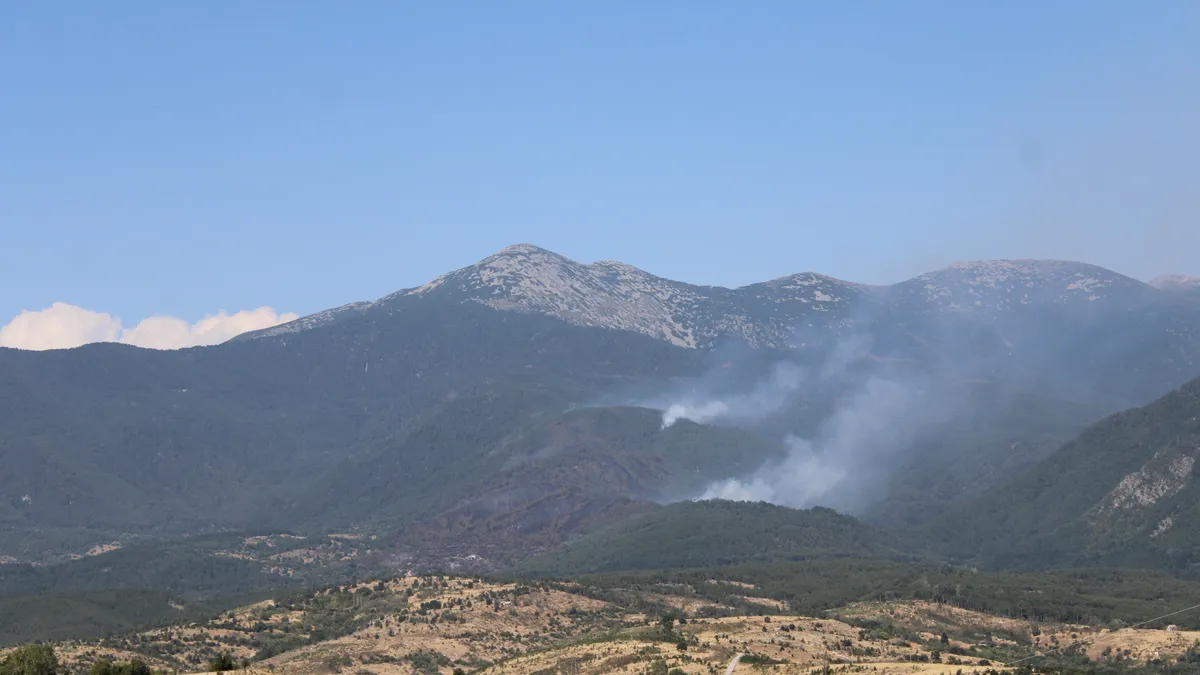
512;500;917;577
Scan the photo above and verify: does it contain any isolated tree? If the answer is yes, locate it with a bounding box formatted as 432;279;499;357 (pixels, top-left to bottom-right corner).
90;660;149;675
0;645;59;675
207;651;236;673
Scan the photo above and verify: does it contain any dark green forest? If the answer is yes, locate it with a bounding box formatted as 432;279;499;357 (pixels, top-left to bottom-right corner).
513;500;922;576
564;560;1200;630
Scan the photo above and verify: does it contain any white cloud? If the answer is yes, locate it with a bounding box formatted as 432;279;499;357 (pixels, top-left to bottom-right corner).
0;303;299;351
118;307;299;350
0;303;123;350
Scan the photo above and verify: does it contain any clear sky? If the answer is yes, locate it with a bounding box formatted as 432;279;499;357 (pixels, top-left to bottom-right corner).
2;2;1197;348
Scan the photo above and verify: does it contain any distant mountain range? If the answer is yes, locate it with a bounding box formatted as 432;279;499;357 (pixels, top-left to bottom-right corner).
243;244;1200;411
247;244;1200;355
4;244;1200;580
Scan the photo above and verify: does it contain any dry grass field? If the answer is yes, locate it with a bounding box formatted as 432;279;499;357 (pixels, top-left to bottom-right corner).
7;578;1199;674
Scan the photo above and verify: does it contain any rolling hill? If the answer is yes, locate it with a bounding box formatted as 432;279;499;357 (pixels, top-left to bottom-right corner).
511;500;917;576
11;568;1200;671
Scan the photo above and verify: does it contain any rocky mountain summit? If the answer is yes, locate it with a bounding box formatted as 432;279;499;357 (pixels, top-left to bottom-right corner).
1151;274;1200;293
249;243;869;348
888;259;1156;316
246;244;1196;352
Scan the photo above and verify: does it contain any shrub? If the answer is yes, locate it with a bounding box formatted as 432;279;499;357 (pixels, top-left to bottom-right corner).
1;645;59;675
207;651;236;673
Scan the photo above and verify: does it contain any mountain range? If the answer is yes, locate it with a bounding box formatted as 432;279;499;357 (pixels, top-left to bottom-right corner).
4;243;1200;580
246;245;1198;372
245;244;1200;411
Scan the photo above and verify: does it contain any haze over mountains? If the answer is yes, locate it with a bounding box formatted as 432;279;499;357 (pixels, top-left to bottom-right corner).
4;243;1200;580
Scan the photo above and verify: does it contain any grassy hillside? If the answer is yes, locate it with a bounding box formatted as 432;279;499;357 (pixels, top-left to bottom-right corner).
512;500;915;576
10;569;1200;673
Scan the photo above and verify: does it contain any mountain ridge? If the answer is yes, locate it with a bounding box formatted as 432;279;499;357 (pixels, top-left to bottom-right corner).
1151;274;1200;292
240;244;1184;350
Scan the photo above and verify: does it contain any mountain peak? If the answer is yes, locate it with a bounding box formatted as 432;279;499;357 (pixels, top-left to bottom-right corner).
240;249;1183;349
1150;274;1200;291
897;259;1148;313
398;244;703;346
941;258;1106;274
492;243;557;257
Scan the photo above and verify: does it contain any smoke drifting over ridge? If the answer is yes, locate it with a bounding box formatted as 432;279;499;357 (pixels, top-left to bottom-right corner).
644;316;1030;515
650;333;950;513
653;336;875;429
659;361;807;429
634;247;1200;518
699;374;931;513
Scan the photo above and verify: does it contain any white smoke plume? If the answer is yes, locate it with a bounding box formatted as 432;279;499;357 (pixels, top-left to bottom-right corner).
699;375;927;512
656;334;873;429
0;303;298;351
661;400;731;428
658;360;808;428
647;328;966;514
703;437;848;506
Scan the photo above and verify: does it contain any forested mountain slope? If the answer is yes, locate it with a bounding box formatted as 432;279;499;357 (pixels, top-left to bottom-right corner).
930;375;1200;575
4;244;1200;569
512;499;917;576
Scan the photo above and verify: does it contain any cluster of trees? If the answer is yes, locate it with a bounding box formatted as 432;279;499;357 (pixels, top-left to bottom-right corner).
514;499;911;577
90;657;153;675
572;559;1200;630
0;646;58;675
206;651;237;672
0;646;156;675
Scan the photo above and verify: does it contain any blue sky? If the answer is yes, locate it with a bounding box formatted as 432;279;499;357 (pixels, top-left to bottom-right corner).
2;2;1197;338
